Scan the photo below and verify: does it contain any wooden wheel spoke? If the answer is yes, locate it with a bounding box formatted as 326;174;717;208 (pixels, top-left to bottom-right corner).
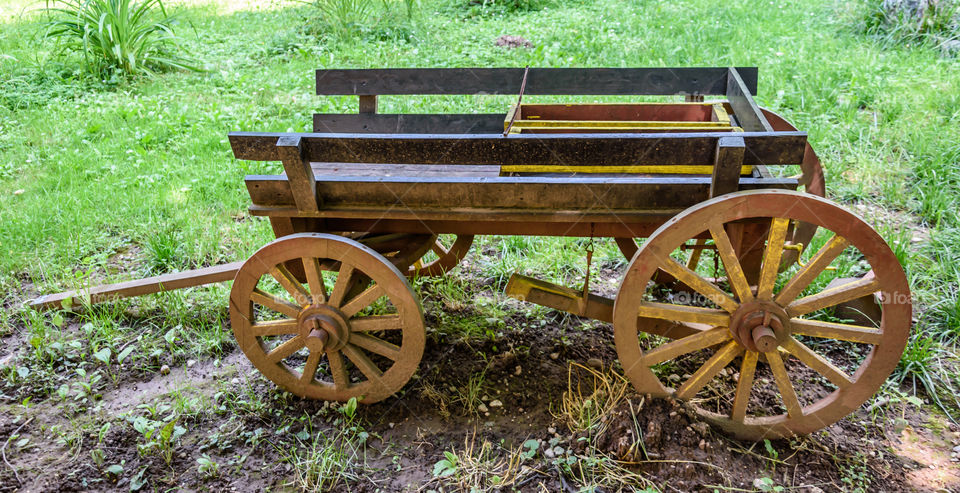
328;263;356;308
327;350;350;390
251;288;302;318
251;319;298;337
781;337;853;388
757;217;790;300
786;277;881;318
675;340;742;400
340;284;386;318
269;264;311;306
430;239;449;256
686;238;706;270
637;302;730;327
655;254;739;312
302;257;327;304
730;350;758;423
350;314;403;332
350;332;401;361
789;318;882;345
766;349;803;419
641;327;731;366
342;344;384;382
266;336;305;364
775;235;850;305
300;350;322;383
708;224;754;303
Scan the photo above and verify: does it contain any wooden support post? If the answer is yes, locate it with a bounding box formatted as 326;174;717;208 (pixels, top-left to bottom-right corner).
726;68;773;132
359;95;378;114
710;136;746;197
276;135;319;213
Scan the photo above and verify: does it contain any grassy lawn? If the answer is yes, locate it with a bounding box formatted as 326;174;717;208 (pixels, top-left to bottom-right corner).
1;0;959;490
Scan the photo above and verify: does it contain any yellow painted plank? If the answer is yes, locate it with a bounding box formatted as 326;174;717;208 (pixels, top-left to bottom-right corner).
511;120;732;129
501;165;754;175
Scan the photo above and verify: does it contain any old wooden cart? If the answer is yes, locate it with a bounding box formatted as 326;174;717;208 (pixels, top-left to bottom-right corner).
30;67;910;440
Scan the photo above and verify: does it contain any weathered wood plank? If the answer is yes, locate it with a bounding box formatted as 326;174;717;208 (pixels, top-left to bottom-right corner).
315;67;758;96
727;68;773;132
312;113;506;133
710;136;746;197
29;262;243;310
358;95;378;113
311;162;502;177
229;132;807;166
245;174;799;212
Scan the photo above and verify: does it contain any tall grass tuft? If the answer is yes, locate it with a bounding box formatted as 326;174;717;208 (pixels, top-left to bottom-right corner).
857;0;960;50
44;0;201;78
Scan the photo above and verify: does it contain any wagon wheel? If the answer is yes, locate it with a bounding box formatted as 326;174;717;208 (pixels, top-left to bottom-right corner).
353;233;474;277
404;234;474;277
612;190;910;440
230;233;426;403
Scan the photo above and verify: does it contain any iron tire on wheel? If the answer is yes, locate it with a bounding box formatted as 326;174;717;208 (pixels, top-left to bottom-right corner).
230;233;425;403
612;190;910;440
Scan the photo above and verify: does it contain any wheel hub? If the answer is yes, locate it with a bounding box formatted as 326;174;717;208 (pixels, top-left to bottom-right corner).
729;300;791;352
297;304;350;352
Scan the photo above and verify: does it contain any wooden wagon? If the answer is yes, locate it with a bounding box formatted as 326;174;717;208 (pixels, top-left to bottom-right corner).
30;67;910;440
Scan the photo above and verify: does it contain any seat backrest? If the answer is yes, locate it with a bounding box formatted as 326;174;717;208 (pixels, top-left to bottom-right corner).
312;67;762;134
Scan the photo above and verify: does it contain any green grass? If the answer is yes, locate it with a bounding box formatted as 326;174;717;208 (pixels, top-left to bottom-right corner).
1;0;960;439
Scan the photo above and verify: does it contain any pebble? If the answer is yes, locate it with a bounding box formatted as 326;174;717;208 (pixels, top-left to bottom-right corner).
160;365;171;376
231;377;240;385
477;403;489;413
544;447;556;459
952;445;960;453
549;352;560;360
548;426;556;434
586;358;603;370
698;439;706;450
669;411;678;418
514;366;522;376
489;399;503;408
388;422;395;429
187;359;197;369
667;374;681;383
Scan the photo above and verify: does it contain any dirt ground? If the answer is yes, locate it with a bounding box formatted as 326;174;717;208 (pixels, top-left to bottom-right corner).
1;255;959;492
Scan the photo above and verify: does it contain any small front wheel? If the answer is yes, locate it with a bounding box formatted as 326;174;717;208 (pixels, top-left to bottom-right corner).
230;233;426;403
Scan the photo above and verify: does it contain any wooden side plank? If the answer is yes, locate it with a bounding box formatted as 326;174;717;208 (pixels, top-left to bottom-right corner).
244;174;799;211
710;135;746;197
315;67;758;96
727;68;773;132
29;262;243;310
313;113;506;134
229;131;807;166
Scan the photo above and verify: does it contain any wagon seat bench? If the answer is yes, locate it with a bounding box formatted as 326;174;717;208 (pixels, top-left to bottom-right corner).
29;67;909;441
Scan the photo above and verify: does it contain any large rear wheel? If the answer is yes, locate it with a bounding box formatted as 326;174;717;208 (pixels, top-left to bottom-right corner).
613;190;910;440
